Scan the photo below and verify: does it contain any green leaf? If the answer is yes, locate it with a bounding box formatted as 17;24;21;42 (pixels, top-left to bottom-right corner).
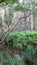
14;4;29;12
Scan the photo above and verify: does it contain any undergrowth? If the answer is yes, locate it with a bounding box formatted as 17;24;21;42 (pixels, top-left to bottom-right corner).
0;31;37;65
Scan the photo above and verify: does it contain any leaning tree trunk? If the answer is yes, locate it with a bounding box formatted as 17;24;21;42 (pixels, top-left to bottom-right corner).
0;7;37;45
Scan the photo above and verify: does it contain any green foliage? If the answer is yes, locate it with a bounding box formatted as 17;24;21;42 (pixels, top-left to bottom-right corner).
23;45;37;65
0;0;29;12
12;57;24;65
5;31;37;49
24;46;36;59
13;43;23;49
0;0;19;6
0;52;13;65
0;52;25;65
0;31;37;65
5;0;19;5
14;4;29;12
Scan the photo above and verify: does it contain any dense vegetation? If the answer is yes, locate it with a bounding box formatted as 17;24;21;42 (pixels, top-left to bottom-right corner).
0;51;25;65
0;0;37;65
0;31;36;65
5;31;37;47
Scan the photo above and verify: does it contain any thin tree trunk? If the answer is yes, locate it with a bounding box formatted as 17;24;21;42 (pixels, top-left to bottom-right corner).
23;0;27;32
0;7;37;44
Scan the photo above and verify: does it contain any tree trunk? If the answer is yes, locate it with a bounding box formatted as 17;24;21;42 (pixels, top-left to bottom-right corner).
0;7;37;44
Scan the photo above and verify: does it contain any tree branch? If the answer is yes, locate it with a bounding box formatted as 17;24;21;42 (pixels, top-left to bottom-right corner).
0;8;37;46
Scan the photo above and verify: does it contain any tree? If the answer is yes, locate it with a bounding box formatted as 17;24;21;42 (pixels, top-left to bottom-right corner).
0;0;37;45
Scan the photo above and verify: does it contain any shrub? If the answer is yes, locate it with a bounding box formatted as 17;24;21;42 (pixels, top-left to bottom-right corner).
5;31;37;49
1;31;37;65
0;52;25;65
